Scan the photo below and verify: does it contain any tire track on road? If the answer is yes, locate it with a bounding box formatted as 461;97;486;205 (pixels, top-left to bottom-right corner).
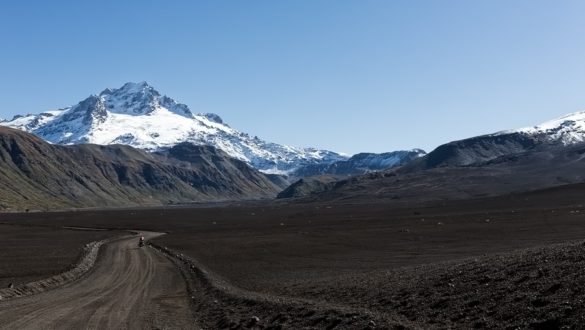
0;232;197;330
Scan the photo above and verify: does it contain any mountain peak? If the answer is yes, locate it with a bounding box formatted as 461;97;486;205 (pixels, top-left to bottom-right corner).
132;80;150;87
100;81;152;95
0;82;349;173
120;81;153;93
95;82;193;118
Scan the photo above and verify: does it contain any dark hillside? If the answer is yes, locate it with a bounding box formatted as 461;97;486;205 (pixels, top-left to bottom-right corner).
0;127;280;211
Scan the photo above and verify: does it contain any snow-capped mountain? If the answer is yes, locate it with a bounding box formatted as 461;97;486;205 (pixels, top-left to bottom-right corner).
499;111;585;145
1;82;347;174
291;149;426;179
279;111;585;201
404;110;585;170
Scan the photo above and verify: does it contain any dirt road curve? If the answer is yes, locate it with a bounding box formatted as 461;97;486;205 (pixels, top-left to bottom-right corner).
0;232;197;330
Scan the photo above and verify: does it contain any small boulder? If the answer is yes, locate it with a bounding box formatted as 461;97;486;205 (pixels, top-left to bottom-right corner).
249;316;260;326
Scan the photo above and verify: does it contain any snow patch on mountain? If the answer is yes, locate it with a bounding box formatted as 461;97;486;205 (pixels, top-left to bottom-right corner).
497;111;585;145
290;149;426;179
348;149;427;169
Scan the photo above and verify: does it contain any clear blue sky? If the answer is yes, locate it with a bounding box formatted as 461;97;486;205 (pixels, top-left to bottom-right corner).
1;1;585;154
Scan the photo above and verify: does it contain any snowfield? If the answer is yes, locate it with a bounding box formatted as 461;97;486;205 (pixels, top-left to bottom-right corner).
497;111;585;145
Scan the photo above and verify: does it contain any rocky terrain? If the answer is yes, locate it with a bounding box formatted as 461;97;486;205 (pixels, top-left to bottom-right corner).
4;182;585;328
275;239;585;329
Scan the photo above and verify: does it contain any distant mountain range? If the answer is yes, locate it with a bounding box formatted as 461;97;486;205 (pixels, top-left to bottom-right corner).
279;111;585;201
5;81;585;210
402;111;585;170
289;149;426;179
0;82;420;176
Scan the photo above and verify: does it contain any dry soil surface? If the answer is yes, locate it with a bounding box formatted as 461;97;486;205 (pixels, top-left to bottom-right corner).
0;224;119;288
0;232;196;330
5;184;585;328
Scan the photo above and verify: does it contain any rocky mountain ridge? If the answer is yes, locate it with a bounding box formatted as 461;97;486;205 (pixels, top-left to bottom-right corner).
290;149;426;179
406;111;585;170
0;126;283;211
279;110;585;201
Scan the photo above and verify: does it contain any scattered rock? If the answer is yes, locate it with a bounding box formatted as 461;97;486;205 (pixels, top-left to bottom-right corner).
249;315;260;325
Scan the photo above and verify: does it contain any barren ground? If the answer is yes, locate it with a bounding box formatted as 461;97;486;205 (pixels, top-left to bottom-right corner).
3;184;585;328
0;224;119;288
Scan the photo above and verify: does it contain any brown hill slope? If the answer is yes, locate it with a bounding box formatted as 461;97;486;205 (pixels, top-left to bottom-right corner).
0;127;281;211
279;142;585;203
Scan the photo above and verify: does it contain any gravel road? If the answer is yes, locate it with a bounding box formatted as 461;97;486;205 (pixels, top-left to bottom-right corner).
0;232;197;330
